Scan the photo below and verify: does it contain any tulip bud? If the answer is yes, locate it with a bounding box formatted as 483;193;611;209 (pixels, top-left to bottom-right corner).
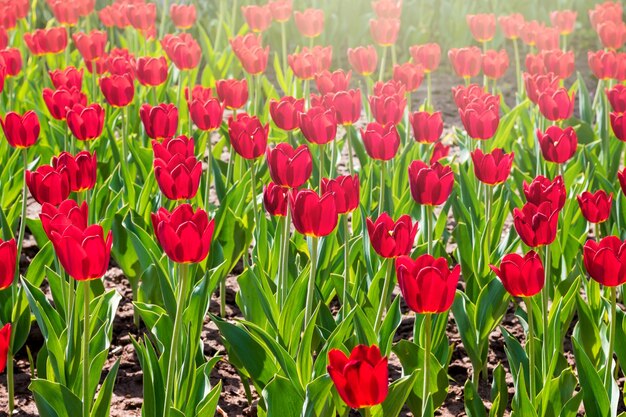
263;182;289;216
410;111;443;144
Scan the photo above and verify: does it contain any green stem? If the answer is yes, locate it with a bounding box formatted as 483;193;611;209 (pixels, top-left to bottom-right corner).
215;0;225;50
177;72;184;136
374;259;393;332
346;127;354;174
482;41;488;89
378;161;385;216
513;39;521;99
422;313;433;417
361;407;373;417
82;281;90;417
426;72;432;110
541;245;551;383
304;237;319;327
204;130;213;211
426;205;434;254
230;0;238;35
280;203;291;307
525;297;536;401
122;106;129;165
158;0;170;40
378;46;388;82
219;276;227;317
249;160;260;265
485;185;493;260
281;22;288;83
342;214;350;316
254;75;262;116
318;143;325;192
605;286;617;389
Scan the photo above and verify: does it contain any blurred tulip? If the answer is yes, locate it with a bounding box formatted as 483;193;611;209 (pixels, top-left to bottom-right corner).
216;79;248;110
409;43;441;73
0;239;16;290
26;165;71;206
290;189;338;237
315;70;351;95
288;49;322;80
161;33;201;70
536;27;560;51
0;324;11;373
408;160;454;206
136;56;168;86
607;85;626;112
242;4;272;32
537;88;574;121
52;151;97;192
587;50;616;80
498;13;525;40
410;111;443;144
513;202;559;247
1;111;39;148
452;84;496;109
327;345;388;409
0;49;21;77
459;99;500;140
263;182;288;216
270;96;304;131
396;254;460;313
430;141;450;164
236;44;270;75
541;49;574;80
471;149;514;185
322;174;359;214
482;49;509;80
347;46;378;76
72;30;107;62
448;47;482;79
323;89;361;126
616;53;626;81
578;190;612;224
299;106;337;145
584;236;626;287
0;29;7;50
105;47;136;76
268;0;292;22
537;126;577;163
170;4;196;29
24;27;67;55
523;175;566;211
611;112;626;141
392;62;424;92
100;73;134;107
43;87;87;120
49;67;83;90
140;103;178;140
228;113;269;159
369;87;406;125
266;143;312;188
597;21;626;50
372;0;402;19
523;72;559;104
520;20;544;47
361;122;400;161
370;17;400;46
66;103;105;141
525;53;546;75
466;13;496;42
550;10;576;35
50;0;80;26
294;8;324;38
490;251;544;297
127;2;156;32
367;213;417;258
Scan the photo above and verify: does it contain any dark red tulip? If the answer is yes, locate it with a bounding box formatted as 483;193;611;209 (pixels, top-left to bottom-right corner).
40;200;89;240
392;62;424;92
85;55;108;75
100;73;134;107
361;122;400;161
459;99;500;140
315;70;351;95
1;111;39;148
290;189;338;237
186;86;213;103
410;111;443;144
26;165;71;206
242;4;272;33
140;103;178;140
327;345;388;409
299;106;337;145
0;48;22;77
270;96;304;131
577;190;612;224
409;43;441;73
584;236;626;287
367;213;417;258
537;126;577;163
538;88;575;121
152;204;214;263
619;169;626;197
482;49;509;80
136;56;168;87
408;160;454;206
66;103;105;141
448;47;482;79
268;0;292;23
24;27;67;55
466;13;496;42
170;4;196;29
263;182;288;216
498;13;525;40
523;72;559;105
42;87;87;121
153;136;202;201
0;324;11;373
588;50;617;80
471;149;514;185
611;112;626;141
523;175;566;211
369;89;406;125
161;33;201;70
72;30;107;62
370;17;400;46
490;251;544;297
266;143;312;188
190;96;223;132
294;8;324;38
430;141;450;164
597;21;626;50
347;46;378;76
607;85;626;113
322;89;361;126
216;79;248;110
49;67;83;90
513;202;559;247
541;49;574;80
322;174;359;214
0;239;16;290
550;10;576;35
372;0;402;19
228;113;269;160
396;254;459;313
52;151;97;193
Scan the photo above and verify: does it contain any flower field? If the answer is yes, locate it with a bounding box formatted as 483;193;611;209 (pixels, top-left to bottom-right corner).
1;0;626;416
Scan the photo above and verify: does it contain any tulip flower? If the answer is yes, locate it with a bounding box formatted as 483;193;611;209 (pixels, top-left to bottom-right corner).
0;323;11;373
228;113;269;160
161;33;202;70
366;213;418;259
40;200;89;240
72;30;107;62
536;28;560;51
466;13;496;42
498;14;525;40
49;67;83;90
66;104;105;141
294;8;324;38
189;96;223;132
0;48;22;77
136;56;168;87
452;84;497;109
263;182;288;217
288;49;320;80
153;137;202;201
537;88;575;121
369;88;406;125
43;87;87;121
322;175;359;214
523;72;559;104
537;126;577;164
266;143;312;188
0;238;16;290
607;85;626;113
361;122;400;161
1;111;40;148
269;97;304;131
584;236;626;287
490;251;544;297
372;0;402;19
299;106;337;145
235;45;270;76
550;10;576;35
482;49;509;80
577;190;612;224
24;27;67;55
459;99;500;140
347;46;378;77
431;142;450;164
370;17;400;46
327;345;388;409
523;175;566;211
410;111;443;144
100;73;134;107
50;0;80;26
315;70;351;95
513;202;560;247
127;2;156;32
170;4;196;29
268;0;292;22
588;50;617;80
216;79;248;110
597;21;626;50
541;50;574;80
448;47;482;80
52;151;97;193
25;165;71;206
409;43;441;73
611;112;626;141
520;20;545;47
525;53;546;75
392;62;424;92
242;5;272;33
471;149;514;186
140;103;179;140
408;160;454;206
290;189;338;237
322;89;361;126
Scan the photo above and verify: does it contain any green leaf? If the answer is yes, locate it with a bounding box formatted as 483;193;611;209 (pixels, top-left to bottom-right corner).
511;369;537;417
572;338;610;417
372;372;419;417
30;379;83;417
262;375;305;416
464;379;487;417
301;374;334;417
90;359;120;417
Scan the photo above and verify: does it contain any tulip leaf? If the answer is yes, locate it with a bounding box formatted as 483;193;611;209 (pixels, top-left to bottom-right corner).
90;359;120;417
301;374;335;417
489;363;507;417
572;338;610;417
262;374;305;416
371;371;418;417
378;296;402;356
29;379;83;417
463;379;487;417
511;369;537;417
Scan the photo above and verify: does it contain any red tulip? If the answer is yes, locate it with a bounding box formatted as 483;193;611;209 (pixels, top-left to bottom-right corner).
409;43;441;73
66;103;105;141
52;151;97;193
322;89;361;126
104;47;136;76
315;70;351;95
523;175;566;211
140;103;178;140
299;106;337;145
268;0;292;23
611;112;626;141
50;67;83;90
550;10;576;35
431;141;450;164
619;169;626;197
263;182;288;216
452;84;497;109
372;0;402;19
153;136;202;201
537;88;575;121
513;202;559;247
396;254;460;313
369;89;406;125
537;126;577;164
607;85;626;113
471;149;514;185
24;27;67;55
266;143;312;188
584;236;626;287
597;21;626;50
228;113;269;160
72;30;107;62
370;18;400;46
490;251;544;297
322;174;359;214
360;122;400;161
536;27;560;51
241;4;272;32
189;96;223;132
269;96;304;131
0;5;16;30
347;46;378;76
42;87;87;121
466;13;496;42
127;2;156;32
615;53;626;81
100;73;134;107
577;190;612;224
448;47;482;79
459;99;500;140
0;48;22;77
161;33;201;70
290;189;338;237
294;8;324;38
50;0;80;26
327;345;388;409
0;324;11;373
98;3;129;29
152;204;214;263
589;2;623;31
40;200;89;240
1;111;39;148
136;56;168;87
216;79;248;110
498;13;525;40
26;165;71;206
541;49;574;80
588;50;617;80
408;160;454;206
523;72;559;104
0;238;16;290
288;49;321;80
367;213;418;258
520;20;544;47
410;111;443;144
235;44;270;76
392;62;424;92
170;4;196;29
482;49;509;80
525;53;546;76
